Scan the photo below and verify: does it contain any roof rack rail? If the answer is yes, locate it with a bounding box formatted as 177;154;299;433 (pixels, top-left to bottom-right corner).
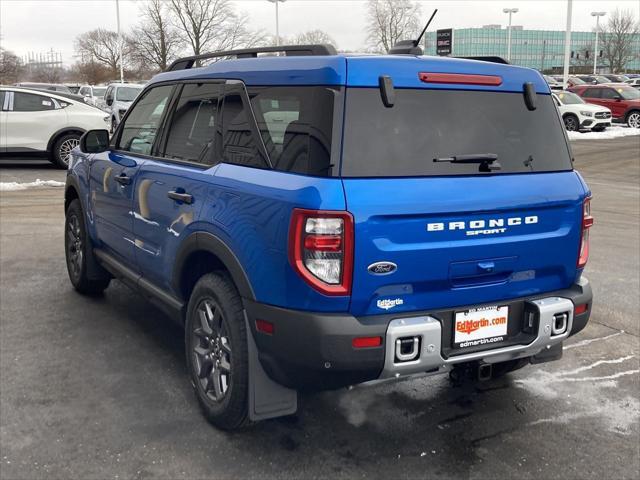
456;56;510;65
166;44;338;71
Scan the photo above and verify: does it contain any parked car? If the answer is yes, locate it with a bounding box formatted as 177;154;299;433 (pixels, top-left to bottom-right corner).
551;75;585;88
103;83;143;132
543;75;563;90
602;74;629;83
64;45;593;430
66;84;82;94
576;75;613;85
0;86;110;167
569;84;640;128
625;78;640;89
15;82;72;93
552;91;611;132
78;85;107;109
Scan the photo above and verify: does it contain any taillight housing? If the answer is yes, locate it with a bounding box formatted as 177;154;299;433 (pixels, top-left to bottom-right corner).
577;197;593;268
289;209;354;296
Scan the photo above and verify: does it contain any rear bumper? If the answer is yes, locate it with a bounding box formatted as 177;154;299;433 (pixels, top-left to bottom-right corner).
245;277;592;390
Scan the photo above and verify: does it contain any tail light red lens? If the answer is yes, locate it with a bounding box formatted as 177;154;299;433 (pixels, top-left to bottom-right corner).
352;336;383;348
289;209;354;296
577;197;593;268
419;72;503;86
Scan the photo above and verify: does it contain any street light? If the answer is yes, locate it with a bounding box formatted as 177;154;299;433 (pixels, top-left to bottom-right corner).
503;7;519;62
267;0;286;47
591;11;606;74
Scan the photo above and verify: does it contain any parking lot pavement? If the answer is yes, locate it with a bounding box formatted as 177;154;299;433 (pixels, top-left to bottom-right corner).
1;136;639;480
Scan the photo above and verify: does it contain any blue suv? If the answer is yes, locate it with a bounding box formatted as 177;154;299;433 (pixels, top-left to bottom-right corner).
64;44;593;430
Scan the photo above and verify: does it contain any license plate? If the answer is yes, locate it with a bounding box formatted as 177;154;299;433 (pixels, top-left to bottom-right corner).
454;305;509;348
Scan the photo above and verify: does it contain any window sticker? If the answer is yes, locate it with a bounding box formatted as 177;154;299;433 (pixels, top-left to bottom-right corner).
42;100;52;107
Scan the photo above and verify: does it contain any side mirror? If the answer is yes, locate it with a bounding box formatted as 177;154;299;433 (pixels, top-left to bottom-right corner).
80;129;110;154
106;98;113;106
615;97;622;102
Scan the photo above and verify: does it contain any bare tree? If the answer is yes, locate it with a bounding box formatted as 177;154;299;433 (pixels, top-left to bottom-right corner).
130;0;183;72
75;28;131;75
292;30;337;47
170;0;264;61
366;0;422;53
601;8;639;73
0;48;23;84
74;60;111;85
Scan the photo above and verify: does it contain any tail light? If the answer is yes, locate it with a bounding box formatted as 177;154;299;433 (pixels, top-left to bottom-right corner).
289;209;354;296
577;197;593;268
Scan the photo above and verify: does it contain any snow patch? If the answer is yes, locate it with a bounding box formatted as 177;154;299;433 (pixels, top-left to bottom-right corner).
0;179;65;191
568;125;640;141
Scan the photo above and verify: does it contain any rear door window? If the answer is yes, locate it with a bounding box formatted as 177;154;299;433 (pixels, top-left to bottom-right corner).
341;88;572;177
163;82;223;165
582;88;601;98
601;88;619;100
220;84;268;169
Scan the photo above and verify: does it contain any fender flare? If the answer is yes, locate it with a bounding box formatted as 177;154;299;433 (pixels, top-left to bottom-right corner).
173;232;256;301
47;127;87;152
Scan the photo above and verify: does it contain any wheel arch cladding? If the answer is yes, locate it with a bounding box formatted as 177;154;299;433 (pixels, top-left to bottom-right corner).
173;232;256;304
47;127;86;153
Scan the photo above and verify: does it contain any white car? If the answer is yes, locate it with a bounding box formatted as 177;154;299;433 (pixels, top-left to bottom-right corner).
78;85;108;109
625;78;640;89
103;83;144;133
552;91;612;132
0;86;110;168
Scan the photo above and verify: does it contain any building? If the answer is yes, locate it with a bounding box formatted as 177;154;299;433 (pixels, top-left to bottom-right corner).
425;26;640;73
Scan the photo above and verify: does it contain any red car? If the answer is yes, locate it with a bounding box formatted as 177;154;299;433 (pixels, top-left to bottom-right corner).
569;84;640;128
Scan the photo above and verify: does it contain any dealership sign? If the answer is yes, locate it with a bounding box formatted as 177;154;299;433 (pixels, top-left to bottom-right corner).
436;28;453;56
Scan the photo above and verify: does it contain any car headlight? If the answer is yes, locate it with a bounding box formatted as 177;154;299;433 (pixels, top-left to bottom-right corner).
580;111;593;117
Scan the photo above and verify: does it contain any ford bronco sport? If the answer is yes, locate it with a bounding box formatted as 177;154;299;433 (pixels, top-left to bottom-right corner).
64;43;593;430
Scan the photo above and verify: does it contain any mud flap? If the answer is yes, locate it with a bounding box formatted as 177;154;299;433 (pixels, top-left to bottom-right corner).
245;313;297;421
530;342;563;364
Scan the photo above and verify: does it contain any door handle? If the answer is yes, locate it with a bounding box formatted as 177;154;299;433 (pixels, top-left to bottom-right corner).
114;174;131;186
167;191;193;204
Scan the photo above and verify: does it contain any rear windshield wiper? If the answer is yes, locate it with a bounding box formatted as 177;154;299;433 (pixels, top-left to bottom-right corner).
433;153;501;172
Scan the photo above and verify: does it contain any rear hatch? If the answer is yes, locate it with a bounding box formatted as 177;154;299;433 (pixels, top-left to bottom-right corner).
340;86;587;317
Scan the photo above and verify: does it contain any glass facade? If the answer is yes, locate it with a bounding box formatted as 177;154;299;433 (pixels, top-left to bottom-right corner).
425;28;640;72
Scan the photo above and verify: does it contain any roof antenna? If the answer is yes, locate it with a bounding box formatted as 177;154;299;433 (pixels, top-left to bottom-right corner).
389;9;438;55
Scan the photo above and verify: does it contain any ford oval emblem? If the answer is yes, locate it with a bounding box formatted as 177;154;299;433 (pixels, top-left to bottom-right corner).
368;262;397;275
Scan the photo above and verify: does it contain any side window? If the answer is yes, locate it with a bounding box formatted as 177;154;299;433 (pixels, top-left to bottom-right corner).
0;91;5;110
583;88;601;99
105;87;113;102
221;84;268;169
117;85;173;156
163;83;222;165
248;86;336;176
601;88;619;100
12;92;55;111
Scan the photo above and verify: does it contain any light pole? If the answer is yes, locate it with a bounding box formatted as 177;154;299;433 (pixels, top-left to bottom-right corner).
591;11;606;74
268;0;286;47
503;7;519;62
115;0;124;83
562;0;573;88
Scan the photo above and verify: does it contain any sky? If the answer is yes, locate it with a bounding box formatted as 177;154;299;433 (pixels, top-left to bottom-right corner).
1;0;638;65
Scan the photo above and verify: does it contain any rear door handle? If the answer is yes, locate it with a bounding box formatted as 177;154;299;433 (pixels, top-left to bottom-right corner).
167;191;193;204
114;174;131;185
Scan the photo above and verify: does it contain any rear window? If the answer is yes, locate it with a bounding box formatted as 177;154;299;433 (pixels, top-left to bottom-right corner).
341;88;573;177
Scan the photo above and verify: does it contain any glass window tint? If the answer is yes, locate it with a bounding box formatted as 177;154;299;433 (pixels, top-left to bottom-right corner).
600;88;619;100
341;88;572;177
13;92;55;111
582;88;601;98
221;86;267;169
116;86;143;102
118;85;173;156
247;86;337;176
164;83;222;165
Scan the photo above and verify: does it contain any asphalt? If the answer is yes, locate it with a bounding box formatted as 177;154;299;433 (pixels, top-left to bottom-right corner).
1;136;639;480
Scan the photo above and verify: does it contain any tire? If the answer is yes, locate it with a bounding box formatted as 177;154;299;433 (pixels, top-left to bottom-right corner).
626;110;640;129
563;114;579;132
65;199;111;295
52;133;81;169
185;272;249;430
